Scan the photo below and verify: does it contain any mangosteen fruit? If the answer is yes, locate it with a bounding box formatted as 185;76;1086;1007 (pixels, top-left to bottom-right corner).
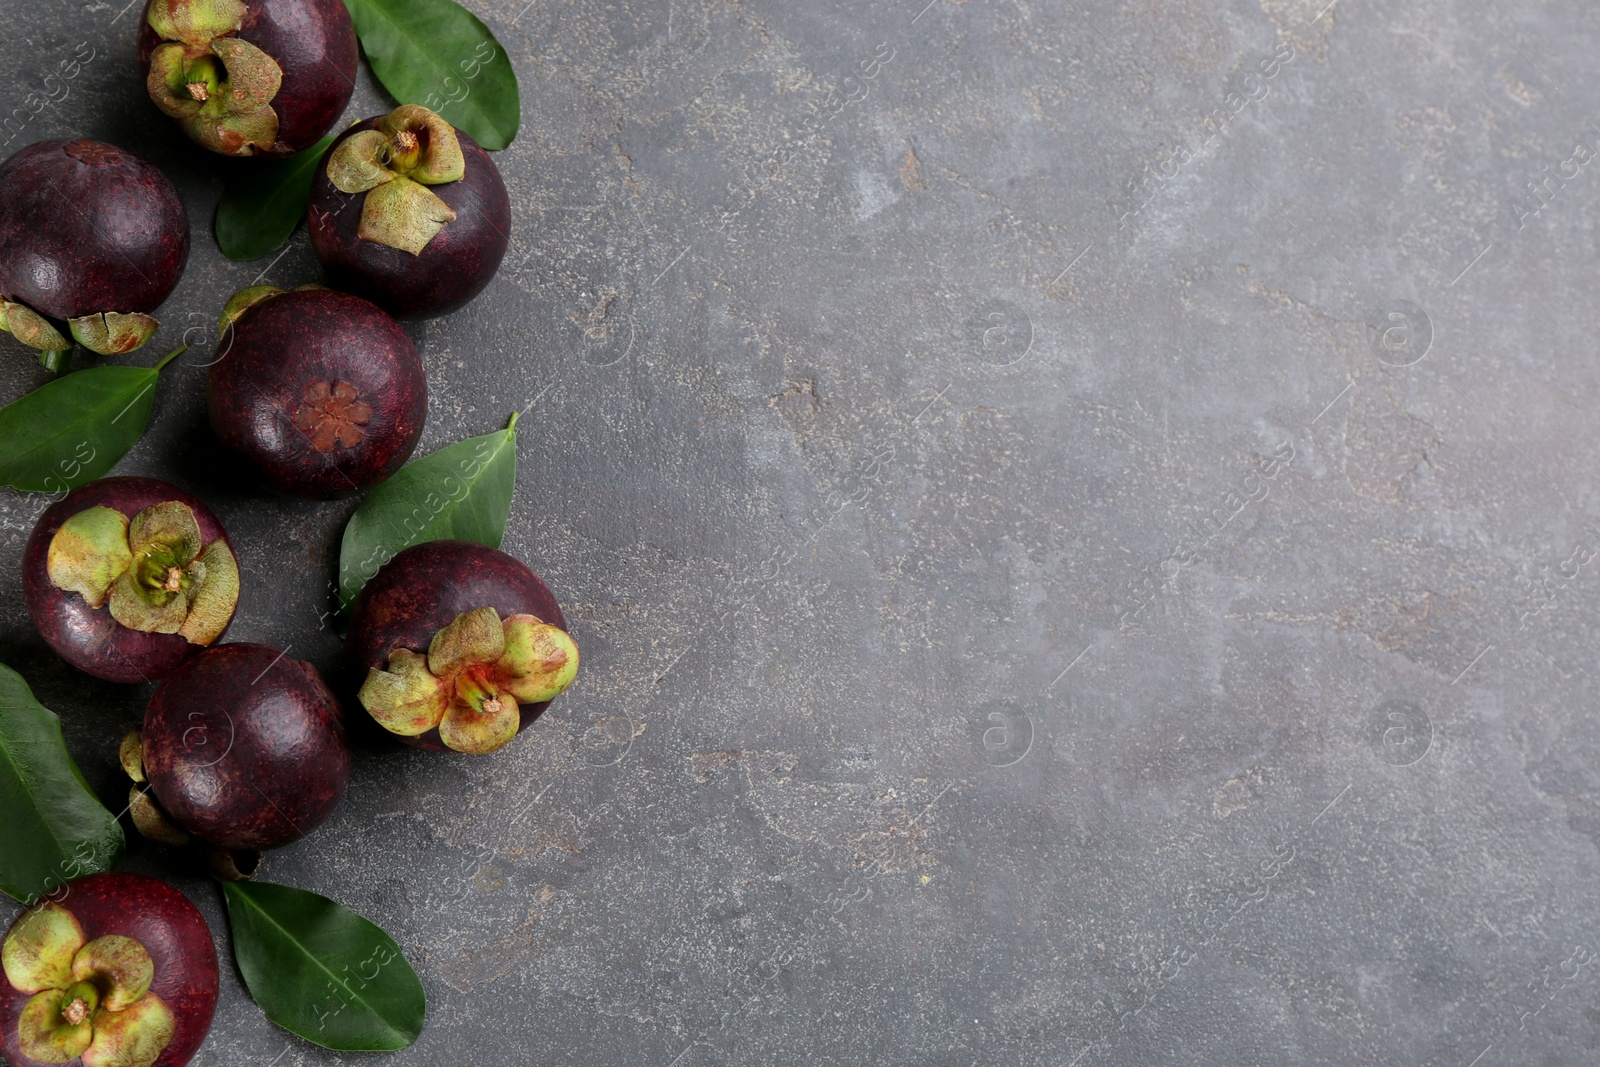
349;541;579;755
138;0;357;157
0;872;218;1067
0;140;189;366
208;285;427;498
23;478;239;685
123;643;351;856
307;105;510;319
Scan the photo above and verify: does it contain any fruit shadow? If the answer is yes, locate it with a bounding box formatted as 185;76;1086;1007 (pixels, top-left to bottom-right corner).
160;406;263;506
154;411;381;745
85;84;225;218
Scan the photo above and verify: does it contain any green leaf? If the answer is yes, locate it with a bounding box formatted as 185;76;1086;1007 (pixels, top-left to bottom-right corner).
343;0;520;150
215;135;337;260
221;880;425;1051
338;412;518;612
0;662;124;905
0;346;185;493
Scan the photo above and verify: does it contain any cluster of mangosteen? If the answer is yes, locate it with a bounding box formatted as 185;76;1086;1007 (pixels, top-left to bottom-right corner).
1;1;563;1065
9;480;577;1064
0;0;510;369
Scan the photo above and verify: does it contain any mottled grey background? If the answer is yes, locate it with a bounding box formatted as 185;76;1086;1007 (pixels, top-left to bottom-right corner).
3;0;1600;1063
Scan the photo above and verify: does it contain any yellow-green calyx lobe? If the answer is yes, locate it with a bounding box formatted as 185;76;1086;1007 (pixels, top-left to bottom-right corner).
0;302;159;358
326;105;467;256
215;282;327;338
3;903;175;1067
359;606;580;754
145;0;283;156
68;312;161;356
0;301;70;354
47;501;239;645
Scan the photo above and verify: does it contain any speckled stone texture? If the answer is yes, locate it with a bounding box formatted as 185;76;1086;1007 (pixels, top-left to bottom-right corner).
2;0;1599;1064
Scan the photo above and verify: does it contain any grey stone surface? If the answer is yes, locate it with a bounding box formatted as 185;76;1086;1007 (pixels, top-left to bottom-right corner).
3;0;1600;1063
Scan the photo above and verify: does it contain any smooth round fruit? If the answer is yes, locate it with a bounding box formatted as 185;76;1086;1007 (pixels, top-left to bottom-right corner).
0;140;188;357
348;541;578;754
208;286;426;498
0;872;218;1067
23;478;239;685
137;0;357;157
308;107;510;319
141;644;350;852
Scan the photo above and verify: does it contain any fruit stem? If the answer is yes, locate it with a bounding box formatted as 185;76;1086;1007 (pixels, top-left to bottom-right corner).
388;128;421;172
62;998;89;1026
39;347;70;374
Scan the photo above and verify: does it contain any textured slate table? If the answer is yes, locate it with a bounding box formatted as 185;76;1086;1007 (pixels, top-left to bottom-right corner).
4;0;1600;1063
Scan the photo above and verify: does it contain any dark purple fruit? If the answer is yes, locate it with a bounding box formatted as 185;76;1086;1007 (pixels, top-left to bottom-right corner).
307;105;510;319
0;872;219;1067
133;644;351;852
0;140;189;360
138;0;357;157
208;285;427;498
348;541;579;755
23;478;239;685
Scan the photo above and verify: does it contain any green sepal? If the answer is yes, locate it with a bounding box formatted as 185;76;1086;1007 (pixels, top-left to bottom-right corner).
45;507;132;609
217;285;284;337
68;312;159;356
1;302;72;353
2;903;85;993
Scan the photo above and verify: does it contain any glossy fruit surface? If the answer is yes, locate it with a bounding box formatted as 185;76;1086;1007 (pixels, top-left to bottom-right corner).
23;478;238;684
208;286;426;498
0;872;218;1067
141;643;350;852
348;541;575;753
307;110;510;319
0;140;188;356
137;0;357;157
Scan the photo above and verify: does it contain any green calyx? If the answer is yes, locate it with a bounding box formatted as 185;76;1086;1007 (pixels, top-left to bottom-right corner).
1;301;161;362
4;903;175;1067
359;606;580;755
145;0;283;156
129;786;190;847
216;282;328;338
326;105;466;255
0;301;70;355
46;501;239;645
69;312;160;356
119;730;146;784
216;284;283;337
118;733;192;847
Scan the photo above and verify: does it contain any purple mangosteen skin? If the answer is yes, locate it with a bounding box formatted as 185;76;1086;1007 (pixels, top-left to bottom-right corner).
307;119;510;319
348;540;568;751
23;478;234;685
208;288;427;499
0;872;220;1067
136;0;358;156
143;643;351;851
0;140;189;321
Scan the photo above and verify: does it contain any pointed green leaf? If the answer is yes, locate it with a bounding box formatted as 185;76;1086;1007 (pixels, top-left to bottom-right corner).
342;0;520;150
0;663;124;905
215;135;337;260
338;413;518;611
0;346;186;493
220;880;425;1051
